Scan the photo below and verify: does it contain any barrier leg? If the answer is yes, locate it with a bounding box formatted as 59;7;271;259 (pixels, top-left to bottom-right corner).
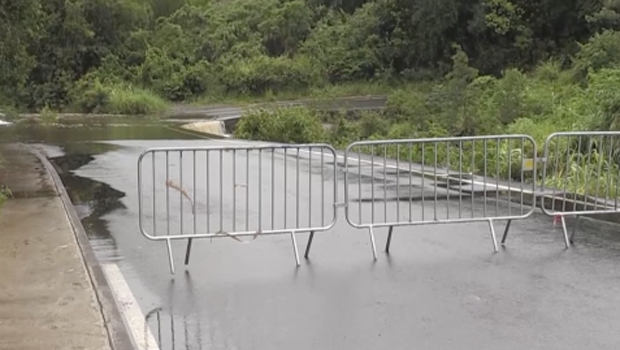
166;239;175;274
501;220;513;245
184;238;193;266
385;226;394;254
290;232;301;267
304;231;315;259
569;216;581;244
560;216;571;248
368;227;378;260
488;219;499;252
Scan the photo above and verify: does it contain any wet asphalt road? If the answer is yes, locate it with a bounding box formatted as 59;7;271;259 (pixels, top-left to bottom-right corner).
70;138;620;350
166;96;387;120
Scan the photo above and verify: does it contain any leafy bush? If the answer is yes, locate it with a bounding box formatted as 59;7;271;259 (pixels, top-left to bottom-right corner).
329;115;361;148
221;55;325;95
359;111;389;139
105;85;169;115
71;77;168;115
573;30;620;82
234;107;326;143
583;68;620;130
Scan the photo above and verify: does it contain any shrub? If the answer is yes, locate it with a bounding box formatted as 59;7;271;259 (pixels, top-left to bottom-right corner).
71;77;168;115
234;107;326;143
329;115;361;148
584;68;620;130
220;55;325;95
572;30;620;82
106;85;169;115
359;111;389;139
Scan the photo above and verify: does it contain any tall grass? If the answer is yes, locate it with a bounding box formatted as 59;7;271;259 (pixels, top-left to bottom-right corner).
234;107;326;143
106;85;169;115
73;80;169;115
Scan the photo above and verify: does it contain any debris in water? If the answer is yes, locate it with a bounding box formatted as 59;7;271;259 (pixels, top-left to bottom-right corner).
166;180;195;214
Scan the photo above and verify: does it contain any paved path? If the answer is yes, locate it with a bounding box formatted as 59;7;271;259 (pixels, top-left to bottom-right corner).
0;144;113;350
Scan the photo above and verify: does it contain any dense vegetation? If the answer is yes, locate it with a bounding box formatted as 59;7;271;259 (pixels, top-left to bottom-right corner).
3;0;620;115
3;0;620;196
235;37;620;195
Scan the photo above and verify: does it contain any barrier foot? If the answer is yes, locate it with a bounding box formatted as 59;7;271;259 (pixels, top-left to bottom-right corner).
368;227;378;260
385;226;394;254
570;216;581;244
488;219;499;253
304;231;315;259
290;232;301;267
560;216;571;248
166;239;175;275
501;220;513;245
184;238;193;266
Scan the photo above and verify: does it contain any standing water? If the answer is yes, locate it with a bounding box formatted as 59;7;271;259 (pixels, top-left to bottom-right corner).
0;116;203;259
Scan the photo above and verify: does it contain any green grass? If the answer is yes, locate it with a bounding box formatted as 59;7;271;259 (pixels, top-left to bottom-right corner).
70;82;170;116
105;85;169;115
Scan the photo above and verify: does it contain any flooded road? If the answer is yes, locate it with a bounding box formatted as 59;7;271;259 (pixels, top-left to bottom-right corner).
3;120;620;349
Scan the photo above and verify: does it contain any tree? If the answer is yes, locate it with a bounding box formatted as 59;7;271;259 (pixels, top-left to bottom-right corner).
0;0;43;105
24;0;95;109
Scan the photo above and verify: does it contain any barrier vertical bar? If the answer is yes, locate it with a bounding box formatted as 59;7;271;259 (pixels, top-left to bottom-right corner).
433;142;438;221
421;143;426;220
246;150;250;231
446;143;451;219
459;140;463;219
233;150;236;232
206;151;210;233
180;151;183;236
152;153;156;237
409;143;413;223
259;149;262;232
573;136;583;213
383;145;387;223
471;141;475;218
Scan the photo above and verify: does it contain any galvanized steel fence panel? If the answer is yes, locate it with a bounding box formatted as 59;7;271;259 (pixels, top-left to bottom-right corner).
541;131;620;246
137;132;620;273
344;135;538;258
138;144;338;273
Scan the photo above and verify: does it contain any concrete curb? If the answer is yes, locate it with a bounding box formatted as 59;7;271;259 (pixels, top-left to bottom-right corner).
29;145;134;350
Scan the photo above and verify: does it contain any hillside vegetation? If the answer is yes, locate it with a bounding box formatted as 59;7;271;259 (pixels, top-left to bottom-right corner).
3;0;620;116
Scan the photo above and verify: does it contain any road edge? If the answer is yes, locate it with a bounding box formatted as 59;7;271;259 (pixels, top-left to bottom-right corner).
29;145;134;350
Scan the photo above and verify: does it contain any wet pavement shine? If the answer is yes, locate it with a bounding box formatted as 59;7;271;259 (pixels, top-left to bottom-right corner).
4;121;620;349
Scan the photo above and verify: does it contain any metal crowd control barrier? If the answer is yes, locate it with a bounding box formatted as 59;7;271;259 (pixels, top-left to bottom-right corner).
138;144;338;274
344;135;538;259
541;131;620;247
